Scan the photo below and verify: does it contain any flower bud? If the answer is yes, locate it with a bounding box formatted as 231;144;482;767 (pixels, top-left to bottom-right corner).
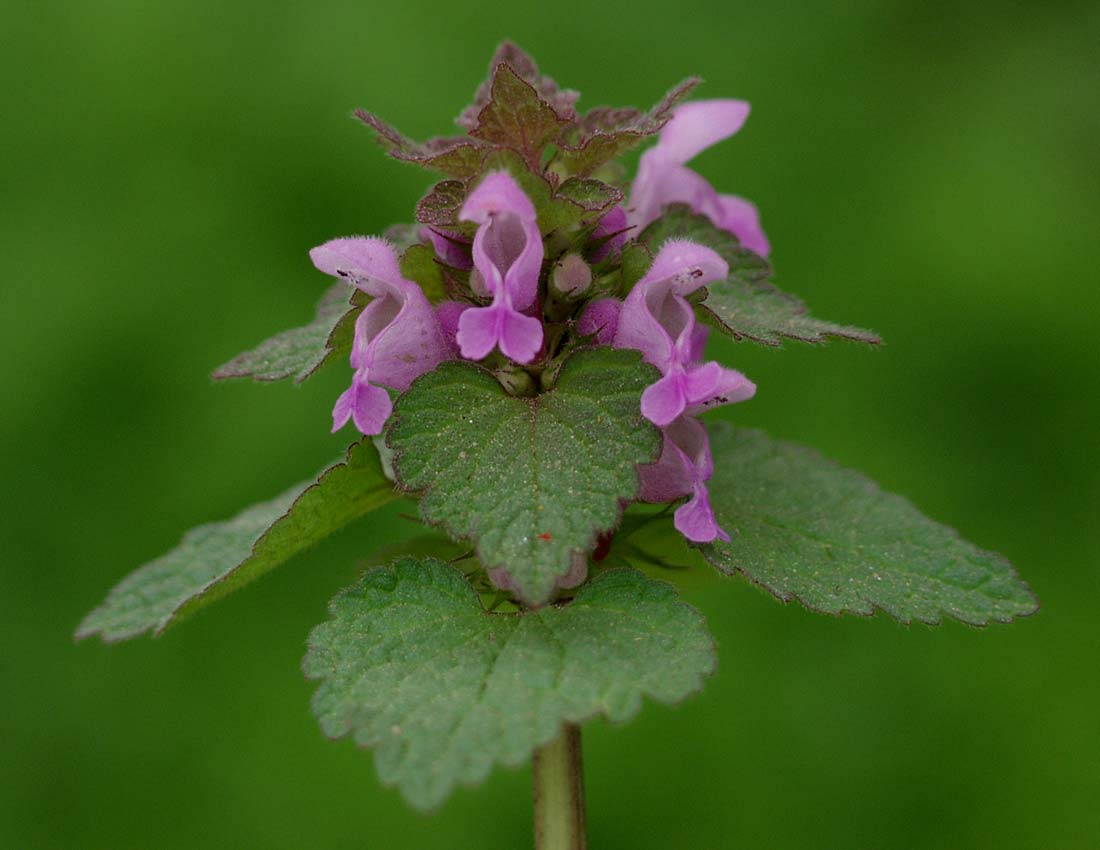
550;252;592;299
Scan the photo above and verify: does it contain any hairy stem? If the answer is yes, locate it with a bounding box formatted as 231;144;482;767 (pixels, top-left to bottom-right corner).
533;724;587;850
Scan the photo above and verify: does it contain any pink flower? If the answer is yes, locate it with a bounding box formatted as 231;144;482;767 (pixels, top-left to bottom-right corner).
420;227;472;270
590;206;630;261
455;171;545;364
638;415;730;543
576;297;622;345
629;99;770;257
613;239;755;427
310;237;454;435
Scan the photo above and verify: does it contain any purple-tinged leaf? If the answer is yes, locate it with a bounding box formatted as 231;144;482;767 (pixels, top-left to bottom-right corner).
457;42;578;130
415;180;470;229
354;110;485;179
469;63;572;167
554;78;700;177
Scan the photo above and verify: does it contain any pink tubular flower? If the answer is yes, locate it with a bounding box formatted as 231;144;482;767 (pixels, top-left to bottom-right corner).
638;416;730;543
310;236;454;436
455;171;545;364
420;227;472;270
434;300;468;345
629;99;770;257
590;206;630;261
613;239;756;427
576;297;622;345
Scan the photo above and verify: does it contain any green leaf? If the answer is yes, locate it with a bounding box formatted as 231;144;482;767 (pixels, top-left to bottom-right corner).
553;177;622;217
398;243;446;303
361;534;471;570
354;110;486;179
555;77;700;177
304;558;714;810
211;283;361;383
469;62;571;166
617;242;653;289
639;206;881;346
76;441;398;642
700;424;1038;625
387;348;661;604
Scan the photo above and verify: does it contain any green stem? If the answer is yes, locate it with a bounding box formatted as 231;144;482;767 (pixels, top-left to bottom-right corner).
533;724;587;850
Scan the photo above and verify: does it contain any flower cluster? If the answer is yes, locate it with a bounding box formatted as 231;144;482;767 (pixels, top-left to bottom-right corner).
313;71;768;546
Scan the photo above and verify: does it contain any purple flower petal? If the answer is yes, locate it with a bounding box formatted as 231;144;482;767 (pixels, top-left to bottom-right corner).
640;372;688;427
331;369;393;436
654;99;750;165
637;416;730;544
576;297;622;345
310;236;403;280
457;303;543;364
613;239;726;390
348;273;451;391
630;163;718;236
497;309;544;364
314;237;454;436
591;206;630;260
687;365;756;415
637;427;695;504
627;98;770;254
435;300;468;351
643;238;730;294
454;305;501;362
715;194;770;257
686;323;710;363
421;227;473;270
458;172;545;363
675;484;730;543
461;172;542;313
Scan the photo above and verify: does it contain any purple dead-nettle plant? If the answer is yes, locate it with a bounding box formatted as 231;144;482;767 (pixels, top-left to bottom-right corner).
78;43;1038;849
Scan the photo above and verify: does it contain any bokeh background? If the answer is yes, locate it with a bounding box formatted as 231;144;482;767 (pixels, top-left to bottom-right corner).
3;1;1098;847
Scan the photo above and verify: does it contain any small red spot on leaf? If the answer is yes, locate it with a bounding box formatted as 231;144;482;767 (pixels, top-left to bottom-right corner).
537;532;552;542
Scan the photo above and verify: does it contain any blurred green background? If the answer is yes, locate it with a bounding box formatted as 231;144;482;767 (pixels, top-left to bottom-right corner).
3;1;1097;847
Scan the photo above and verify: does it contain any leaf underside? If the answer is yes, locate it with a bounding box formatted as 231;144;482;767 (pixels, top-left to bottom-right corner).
700;424;1038;625
386;347;661;604
640;207;881;346
211;283;360;383
77;441;397;642
304;558;715;810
